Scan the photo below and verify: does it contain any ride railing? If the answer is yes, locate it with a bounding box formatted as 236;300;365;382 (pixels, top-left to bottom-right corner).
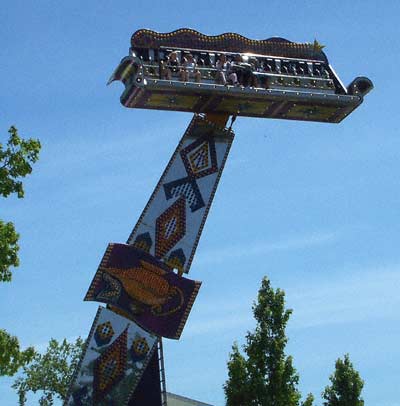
141;61;219;83
139;59;336;93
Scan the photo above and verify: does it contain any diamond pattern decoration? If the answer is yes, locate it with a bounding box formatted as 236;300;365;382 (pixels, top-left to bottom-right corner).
93;326;128;402
65;307;159;405
155;196;186;259
126;115;235;274
180;136;218;179
131;336;150;362
188;141;209;172
163;136;218;213
94;321;115;347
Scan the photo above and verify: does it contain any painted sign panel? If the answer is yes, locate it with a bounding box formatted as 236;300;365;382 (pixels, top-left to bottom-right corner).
127;114;234;274
65;306;157;406
85;243;201;339
69;115;234;403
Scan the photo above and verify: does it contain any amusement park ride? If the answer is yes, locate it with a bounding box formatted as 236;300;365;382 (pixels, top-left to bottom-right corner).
65;29;372;405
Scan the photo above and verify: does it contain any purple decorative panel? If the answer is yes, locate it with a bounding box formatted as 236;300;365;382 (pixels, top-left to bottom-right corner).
85;243;201;339
64;307;157;406
127;114;234;274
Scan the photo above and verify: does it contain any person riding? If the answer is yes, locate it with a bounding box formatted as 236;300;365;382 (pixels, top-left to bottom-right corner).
215;54;238;85
161;51;180;80
229;54;253;86
180;53;201;82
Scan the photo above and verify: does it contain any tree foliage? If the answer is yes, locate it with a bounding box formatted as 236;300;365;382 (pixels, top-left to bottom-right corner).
0;125;41;199
0;125;41;378
0;126;40;282
0;330;35;376
301;393;315;406
322;354;364;406
12;337;84;406
225;342;253;405
224;277;302;406
0;220;19;282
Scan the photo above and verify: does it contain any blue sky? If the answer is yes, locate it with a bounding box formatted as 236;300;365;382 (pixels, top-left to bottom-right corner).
1;0;399;404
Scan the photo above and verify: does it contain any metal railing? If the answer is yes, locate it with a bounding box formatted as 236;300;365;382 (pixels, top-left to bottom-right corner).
158;338;168;406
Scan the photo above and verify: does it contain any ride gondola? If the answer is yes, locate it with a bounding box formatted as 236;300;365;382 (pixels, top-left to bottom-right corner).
108;28;373;123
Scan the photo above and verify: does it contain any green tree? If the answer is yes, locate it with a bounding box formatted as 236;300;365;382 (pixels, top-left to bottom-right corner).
322;354;364;406
224;277;302;406
1;128;84;406
0;126;41;378
0;125;41;282
12;337;84;406
301;393;315;406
